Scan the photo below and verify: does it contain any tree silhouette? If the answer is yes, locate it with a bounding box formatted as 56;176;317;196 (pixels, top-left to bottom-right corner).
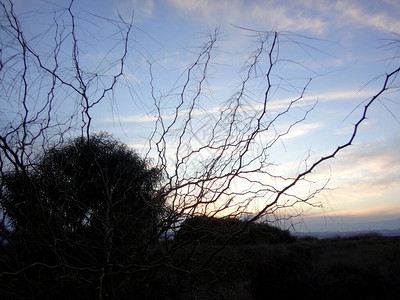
0;133;164;298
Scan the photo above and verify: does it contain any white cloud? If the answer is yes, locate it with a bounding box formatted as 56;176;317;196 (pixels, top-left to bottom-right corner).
168;0;328;35
334;120;376;136
250;3;327;35
334;0;400;33
281;122;323;140
168;0;400;36
102;87;373;126
305;89;374;102
168;0;240;24
322;140;400;190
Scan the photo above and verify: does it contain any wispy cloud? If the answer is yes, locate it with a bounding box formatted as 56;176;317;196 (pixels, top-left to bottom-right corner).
281;122;323;140
334;0;400;33
304;89;375;103
324;139;400;190
168;0;240;23
167;0;400;36
100;87;375;126
116;0;155;22
168;0;327;35
249;2;327;35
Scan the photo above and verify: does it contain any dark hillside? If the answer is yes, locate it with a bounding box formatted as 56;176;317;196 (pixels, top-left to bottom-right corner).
168;234;400;299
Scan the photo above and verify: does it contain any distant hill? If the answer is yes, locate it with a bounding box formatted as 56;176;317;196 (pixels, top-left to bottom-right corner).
293;228;400;239
292;215;400;234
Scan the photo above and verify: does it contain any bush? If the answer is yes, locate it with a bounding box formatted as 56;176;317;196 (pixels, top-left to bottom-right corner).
175;215;294;246
0;133;165;298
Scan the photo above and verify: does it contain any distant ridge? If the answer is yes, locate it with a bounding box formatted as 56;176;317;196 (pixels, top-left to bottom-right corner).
292;216;400;234
293;228;400;239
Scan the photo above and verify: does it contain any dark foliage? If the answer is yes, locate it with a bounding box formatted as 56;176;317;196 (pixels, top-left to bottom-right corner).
171;235;400;299
0;133;165;298
248;235;400;299
175;215;294;246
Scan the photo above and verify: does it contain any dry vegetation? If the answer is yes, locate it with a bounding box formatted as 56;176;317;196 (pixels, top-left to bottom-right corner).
167;232;400;299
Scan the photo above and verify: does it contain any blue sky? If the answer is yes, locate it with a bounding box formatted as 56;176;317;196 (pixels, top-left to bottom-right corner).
8;0;400;232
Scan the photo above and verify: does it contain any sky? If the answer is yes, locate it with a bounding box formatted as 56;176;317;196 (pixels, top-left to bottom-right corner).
5;0;400;232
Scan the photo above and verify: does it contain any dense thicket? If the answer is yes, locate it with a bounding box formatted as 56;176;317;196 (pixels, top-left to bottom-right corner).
0;133;164;298
175;215;294;246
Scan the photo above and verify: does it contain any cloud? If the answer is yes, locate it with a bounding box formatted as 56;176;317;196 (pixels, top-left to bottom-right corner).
101;87;373;127
249;3;327;35
167;0;239;25
169;0;220;13
284;137;400;221
168;0;327;35
324;139;400;190
306;89;374;102
334;0;400;33
116;0;155;22
168;0;400;37
334;120;376;136
281;122;323;140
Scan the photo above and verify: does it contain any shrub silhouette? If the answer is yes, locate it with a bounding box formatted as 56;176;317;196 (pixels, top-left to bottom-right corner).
0;133;165;298
175;215;294;245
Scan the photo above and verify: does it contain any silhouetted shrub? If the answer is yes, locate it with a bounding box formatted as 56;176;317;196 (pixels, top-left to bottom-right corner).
175;215;294;245
0;133;165;298
346;231;383;240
